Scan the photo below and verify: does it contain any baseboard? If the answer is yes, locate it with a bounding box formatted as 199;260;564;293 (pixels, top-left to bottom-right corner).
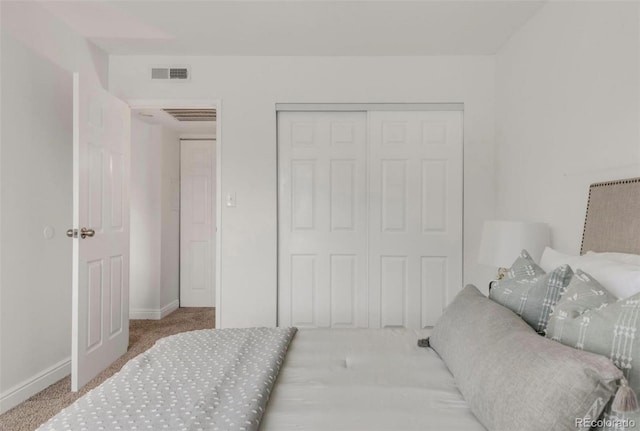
130;300;179;320
160;299;180;319
0;357;70;414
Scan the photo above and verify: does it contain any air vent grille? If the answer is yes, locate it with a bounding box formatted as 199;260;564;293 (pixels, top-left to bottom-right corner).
163;109;216;122
169;68;189;80
150;66;190;81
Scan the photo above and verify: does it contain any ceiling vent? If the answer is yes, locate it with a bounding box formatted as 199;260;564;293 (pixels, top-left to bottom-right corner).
151;66;190;81
163;109;216;122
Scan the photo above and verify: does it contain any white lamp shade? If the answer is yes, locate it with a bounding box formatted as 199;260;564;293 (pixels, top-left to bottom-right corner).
478;220;550;268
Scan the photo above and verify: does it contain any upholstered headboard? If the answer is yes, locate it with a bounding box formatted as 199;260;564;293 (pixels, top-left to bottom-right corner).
581;177;640;255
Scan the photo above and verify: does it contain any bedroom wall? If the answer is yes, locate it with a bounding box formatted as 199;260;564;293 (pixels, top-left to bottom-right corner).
495;1;640;255
160;129;181;310
0;2;109;413
130;118;162;315
130;117;180;318
109;55;498;328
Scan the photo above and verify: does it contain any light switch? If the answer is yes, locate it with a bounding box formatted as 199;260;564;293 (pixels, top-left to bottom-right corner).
226;192;236;207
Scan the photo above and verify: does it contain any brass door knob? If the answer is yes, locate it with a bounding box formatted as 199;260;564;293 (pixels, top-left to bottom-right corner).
66;229;75;238
80;228;95;239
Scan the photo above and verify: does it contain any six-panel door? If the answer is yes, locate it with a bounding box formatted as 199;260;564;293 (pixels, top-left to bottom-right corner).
368;111;463;328
180;139;216;307
72;74;130;391
278;112;368;328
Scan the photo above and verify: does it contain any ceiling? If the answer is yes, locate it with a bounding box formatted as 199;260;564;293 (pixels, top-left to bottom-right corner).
40;1;546;56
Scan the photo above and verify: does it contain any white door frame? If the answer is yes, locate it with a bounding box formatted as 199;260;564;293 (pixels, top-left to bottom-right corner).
127;99;222;329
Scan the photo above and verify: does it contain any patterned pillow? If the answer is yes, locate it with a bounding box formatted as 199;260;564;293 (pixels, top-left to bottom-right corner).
545;270;617;339
489;250;573;333
504;249;546;280
546;270;640;430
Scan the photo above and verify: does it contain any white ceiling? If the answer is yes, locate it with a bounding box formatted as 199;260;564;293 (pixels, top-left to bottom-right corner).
41;1;546;56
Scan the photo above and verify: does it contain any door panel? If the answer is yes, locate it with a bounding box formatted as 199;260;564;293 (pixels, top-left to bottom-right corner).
110;255;124;334
180;140;216;307
72;74;130;391
380;256;408;327
278;112;368;328
290;254;317;326
381;160;408;232
330;254;357;326
421;160;447;231
421;256;447;327
369;111;463;329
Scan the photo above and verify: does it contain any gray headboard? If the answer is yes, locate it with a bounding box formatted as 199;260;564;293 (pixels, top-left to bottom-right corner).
581;177;640;255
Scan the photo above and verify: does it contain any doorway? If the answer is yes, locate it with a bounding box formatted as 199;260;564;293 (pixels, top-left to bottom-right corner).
128;101;220;325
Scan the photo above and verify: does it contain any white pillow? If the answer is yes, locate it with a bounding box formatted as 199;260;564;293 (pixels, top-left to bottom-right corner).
539;247;640;298
585;250;640;266
578;259;640;299
539;247;577;272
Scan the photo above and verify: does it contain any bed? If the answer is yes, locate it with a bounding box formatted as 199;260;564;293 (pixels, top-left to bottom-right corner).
37;177;640;431
260;328;484;431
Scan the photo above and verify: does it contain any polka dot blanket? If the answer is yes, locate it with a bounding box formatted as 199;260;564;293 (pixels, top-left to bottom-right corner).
37;327;298;431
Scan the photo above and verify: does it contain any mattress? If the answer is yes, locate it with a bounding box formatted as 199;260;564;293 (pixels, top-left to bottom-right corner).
260;328;485;431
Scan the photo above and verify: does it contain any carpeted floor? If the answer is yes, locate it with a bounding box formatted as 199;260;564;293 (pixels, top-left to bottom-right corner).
0;307;215;431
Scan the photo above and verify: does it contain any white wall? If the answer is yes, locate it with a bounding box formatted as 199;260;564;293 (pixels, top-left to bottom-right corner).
130;118;162;314
161;129;181;309
110;55;498;327
495;1;640;255
130;117;180;318
0;2;107;413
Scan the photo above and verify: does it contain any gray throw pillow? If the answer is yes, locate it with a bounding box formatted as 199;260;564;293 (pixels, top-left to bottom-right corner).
504;249;546;280
430;285;623;431
489;250;573;333
546;270;640;430
545;269;617;340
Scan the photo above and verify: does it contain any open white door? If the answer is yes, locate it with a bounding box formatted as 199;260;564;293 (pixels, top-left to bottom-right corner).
71;73;130;391
180;139;216;307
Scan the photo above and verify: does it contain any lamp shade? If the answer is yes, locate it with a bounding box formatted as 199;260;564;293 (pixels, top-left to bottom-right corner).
478;220;550;268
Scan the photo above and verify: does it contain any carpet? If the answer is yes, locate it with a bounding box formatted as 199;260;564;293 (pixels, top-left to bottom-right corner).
0;307;215;431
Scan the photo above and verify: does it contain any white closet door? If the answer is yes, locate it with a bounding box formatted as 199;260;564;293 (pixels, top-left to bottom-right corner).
368;111;463;328
278;112;368;327
278;110;463;329
180;139;215;307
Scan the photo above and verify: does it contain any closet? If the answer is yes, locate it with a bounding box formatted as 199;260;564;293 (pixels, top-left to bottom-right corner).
277;107;462;329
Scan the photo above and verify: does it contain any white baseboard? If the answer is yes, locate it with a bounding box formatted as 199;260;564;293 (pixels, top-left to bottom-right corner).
130;299;179;320
0;357;70;414
160;299;180;318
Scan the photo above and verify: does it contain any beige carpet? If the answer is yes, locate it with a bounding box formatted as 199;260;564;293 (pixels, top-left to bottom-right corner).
0;307;215;431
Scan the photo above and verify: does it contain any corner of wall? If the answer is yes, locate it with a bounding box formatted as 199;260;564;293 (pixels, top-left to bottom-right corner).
493;1;640;252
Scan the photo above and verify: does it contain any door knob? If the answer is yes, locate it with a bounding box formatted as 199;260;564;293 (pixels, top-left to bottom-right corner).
66;228;77;238
80;228;95;239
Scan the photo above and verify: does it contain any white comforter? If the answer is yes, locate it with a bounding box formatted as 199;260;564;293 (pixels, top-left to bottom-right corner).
260;328;485;431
